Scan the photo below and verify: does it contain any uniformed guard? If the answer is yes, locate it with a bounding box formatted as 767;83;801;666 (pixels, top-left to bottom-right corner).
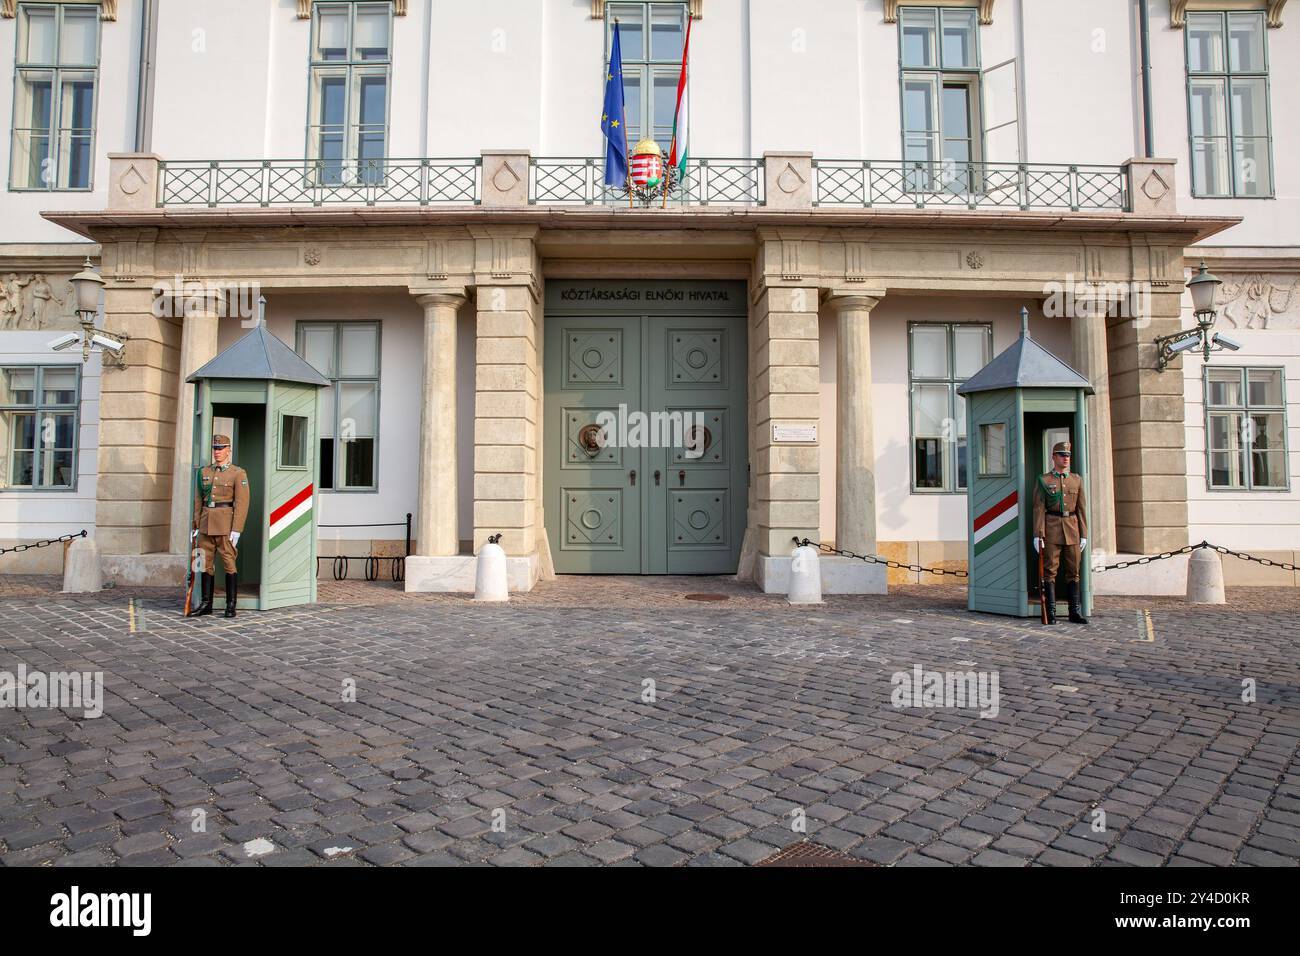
190;434;250;618
1032;441;1089;625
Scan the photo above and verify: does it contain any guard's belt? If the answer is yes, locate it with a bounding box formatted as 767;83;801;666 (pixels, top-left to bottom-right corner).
1047;511;1074;518
208;501;233;508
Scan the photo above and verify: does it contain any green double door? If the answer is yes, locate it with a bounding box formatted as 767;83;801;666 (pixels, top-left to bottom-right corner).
544;284;747;574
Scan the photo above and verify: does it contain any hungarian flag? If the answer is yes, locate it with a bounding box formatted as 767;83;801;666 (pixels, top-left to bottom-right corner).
667;16;693;181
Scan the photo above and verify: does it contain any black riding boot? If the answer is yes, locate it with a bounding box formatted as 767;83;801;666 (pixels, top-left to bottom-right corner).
192;573;214;616
1044;581;1058;624
224;573;238;618
1068;581;1088;624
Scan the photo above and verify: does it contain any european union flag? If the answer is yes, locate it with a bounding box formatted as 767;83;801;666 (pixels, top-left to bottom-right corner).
601;21;628;188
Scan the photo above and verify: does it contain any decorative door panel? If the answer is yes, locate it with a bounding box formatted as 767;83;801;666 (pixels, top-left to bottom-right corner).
545;316;642;573
670;489;730;551
649;317;749;574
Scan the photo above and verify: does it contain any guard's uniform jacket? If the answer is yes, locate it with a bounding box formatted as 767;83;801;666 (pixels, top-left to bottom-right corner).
193;461;249;575
1032;469;1088;582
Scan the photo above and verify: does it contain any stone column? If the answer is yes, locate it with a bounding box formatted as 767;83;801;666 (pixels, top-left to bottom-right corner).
167;303;220;554
1108;283;1189;554
748;285;821;584
473;284;540;561
828;292;882;555
95;284;182;564
1070;310;1117;556
414;291;466;556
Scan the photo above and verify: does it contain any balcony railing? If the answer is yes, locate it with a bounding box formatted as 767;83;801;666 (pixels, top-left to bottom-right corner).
530;156;765;206
151;155;1132;213
813;160;1129;212
158;157;481;206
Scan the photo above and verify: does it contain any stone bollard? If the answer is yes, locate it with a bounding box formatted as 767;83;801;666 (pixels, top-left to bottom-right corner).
474;535;509;602
62;536;103;593
788;543;823;605
1186;548;1225;604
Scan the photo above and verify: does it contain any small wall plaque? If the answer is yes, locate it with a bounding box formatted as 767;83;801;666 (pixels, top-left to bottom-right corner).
772;423;817;443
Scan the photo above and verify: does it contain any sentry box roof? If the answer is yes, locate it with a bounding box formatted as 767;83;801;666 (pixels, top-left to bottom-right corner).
957;322;1094;396
187;323;330;387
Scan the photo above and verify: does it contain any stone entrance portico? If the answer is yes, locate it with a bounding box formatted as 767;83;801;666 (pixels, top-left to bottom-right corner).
42;151;1237;593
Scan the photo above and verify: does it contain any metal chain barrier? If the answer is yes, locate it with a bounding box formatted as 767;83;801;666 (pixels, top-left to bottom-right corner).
0;530;86;556
793;537;969;577
1092;540;1299;574
795;536;1297;578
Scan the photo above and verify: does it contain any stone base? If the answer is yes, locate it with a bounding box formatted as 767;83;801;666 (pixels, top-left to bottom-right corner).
101;552;188;588
405;552;541;593
755;554;888;594
1090;553;1189;596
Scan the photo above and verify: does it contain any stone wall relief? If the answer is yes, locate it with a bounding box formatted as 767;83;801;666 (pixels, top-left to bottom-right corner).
1214;273;1300;330
0;273;80;331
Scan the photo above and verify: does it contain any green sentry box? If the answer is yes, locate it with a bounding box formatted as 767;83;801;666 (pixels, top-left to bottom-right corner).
958;309;1095;619
187;324;330;610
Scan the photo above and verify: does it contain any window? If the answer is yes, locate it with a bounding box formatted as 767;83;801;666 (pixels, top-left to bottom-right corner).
978;422;1008;476
280;414;309;469
10;3;100;190
1185;11;1272;197
0;366;79;490
296;322;379;491
1205;366;1287;489
605;2;687;151
909;323;991;492
308;1;392;186
899;6;980;194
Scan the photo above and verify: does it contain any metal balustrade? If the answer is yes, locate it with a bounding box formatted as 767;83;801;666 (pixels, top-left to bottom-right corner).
529;156;765;206
155;155;1131;213
158;158;481;207
813;160;1130;212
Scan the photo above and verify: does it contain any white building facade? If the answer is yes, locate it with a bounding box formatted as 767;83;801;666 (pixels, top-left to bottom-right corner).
0;0;1295;589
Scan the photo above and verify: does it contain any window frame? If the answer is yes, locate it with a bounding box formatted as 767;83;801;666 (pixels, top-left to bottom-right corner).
604;1;690;153
907;321;992;494
0;364;81;492
278;413;311;471
9;2;101;192
1203;365;1289;492
1183;10;1274;199
897;5;984;196
306;0;393;186
294;320;381;493
977;420;1009;478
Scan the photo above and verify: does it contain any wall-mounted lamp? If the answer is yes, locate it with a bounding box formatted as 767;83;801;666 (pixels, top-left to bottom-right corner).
1154;261;1225;371
47;257;129;368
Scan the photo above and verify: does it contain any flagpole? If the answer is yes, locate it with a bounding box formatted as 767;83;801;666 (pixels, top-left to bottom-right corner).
663;14;692;209
616;18;632;209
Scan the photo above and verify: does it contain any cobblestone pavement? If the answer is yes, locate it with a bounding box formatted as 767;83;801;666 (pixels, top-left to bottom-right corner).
1;575;1298;867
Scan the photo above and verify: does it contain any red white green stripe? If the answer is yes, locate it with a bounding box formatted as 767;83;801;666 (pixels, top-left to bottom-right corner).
667;15;692;180
269;483;313;552
973;491;1018;556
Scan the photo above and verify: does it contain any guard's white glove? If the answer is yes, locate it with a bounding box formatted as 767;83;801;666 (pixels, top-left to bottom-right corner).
230;531;241;547
1033;537;1042;554
1080;538;1087;551
191;529;198;541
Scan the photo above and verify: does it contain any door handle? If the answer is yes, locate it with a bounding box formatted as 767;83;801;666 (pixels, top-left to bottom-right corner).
654;470;661;486
678;470;686;486
629;469;636;486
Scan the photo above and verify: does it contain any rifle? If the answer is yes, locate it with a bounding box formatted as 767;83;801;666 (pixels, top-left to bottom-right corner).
1038;545;1049;625
183;543;195;616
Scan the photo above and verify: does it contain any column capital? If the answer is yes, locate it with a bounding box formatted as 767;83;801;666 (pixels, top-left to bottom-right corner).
411;288;469;311
823;290;885;313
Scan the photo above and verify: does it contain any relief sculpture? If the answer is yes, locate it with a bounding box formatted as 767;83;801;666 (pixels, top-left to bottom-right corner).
0;272;79;331
1214;273;1300;330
